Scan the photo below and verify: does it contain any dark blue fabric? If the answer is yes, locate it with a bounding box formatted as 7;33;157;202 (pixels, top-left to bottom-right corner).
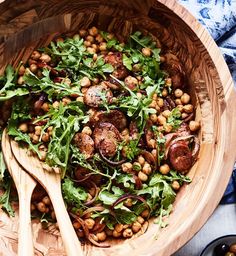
179;0;236;203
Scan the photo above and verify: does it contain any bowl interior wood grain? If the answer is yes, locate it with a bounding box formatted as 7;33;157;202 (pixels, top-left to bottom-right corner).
0;0;236;255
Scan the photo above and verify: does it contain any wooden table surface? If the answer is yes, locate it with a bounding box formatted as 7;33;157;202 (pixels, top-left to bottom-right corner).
174;204;236;255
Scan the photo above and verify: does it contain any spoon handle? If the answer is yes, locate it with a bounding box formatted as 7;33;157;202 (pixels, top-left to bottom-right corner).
47;183;84;256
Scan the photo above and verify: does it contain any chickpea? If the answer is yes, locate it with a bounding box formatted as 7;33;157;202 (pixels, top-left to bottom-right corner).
132;221;142;233
132;64;142;72
18;65;26;76
156;97;164;107
157;115;166;125
174;88;183;98
84;40;91;47
39;150;47;161
133;162;142;171
114;223;124;233
32;134;39;144
162;110;171;118
41;102;50;112
73;221;82;229
31;50;41;60
176;104;184;112
19;123;28;133
149;100;157;108
93;53;98;61
96;231;107;241
136;92;142;99
37;202;47;213
162;88;168;97
181;93;191;104
165;78;172;87
159;164;170;175
87;47;96;54
30;63;38;73
160;56;166;62
105;228;113;236
142;47;152;57
96;34;104;43
79;29;87;37
151;149;157;158
121;128;129;136
86;35;94;43
152;93;158;100
47;126;53;135
123;228;133;238
137;216;145;224
80;76;91;87
142;162;152;175
92;43;98;51
138;155;145;166
62;97;71;106
42;196;51;205
141;209;150;218
81;126;92;136
107;33;114;40
84;218;95;230
189;120;200;132
155;105;161;112
42;133;50;142
150;114;158;123
148;139;156;148
76;96;84;103
62;77;72;86
40;53;51;63
17;76;25;85
183;104;193;113
138;171;148;182
172;180;180;190
34;126;42;136
99;42;107;51
89;26;98;36
93;77;99;84
56;37;64;43
124;198;133;207
52;101;60;109
112;230;122;238
164;123;173;133
175;99;182;105
122;162;133;173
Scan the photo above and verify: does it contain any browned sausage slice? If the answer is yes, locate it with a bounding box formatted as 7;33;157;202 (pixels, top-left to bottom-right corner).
169;141;192;173
74;133;94;159
90;110;127;131
93;122;121;157
84;84;113;108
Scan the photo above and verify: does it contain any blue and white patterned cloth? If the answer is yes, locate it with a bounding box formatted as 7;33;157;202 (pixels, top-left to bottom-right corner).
179;0;236;203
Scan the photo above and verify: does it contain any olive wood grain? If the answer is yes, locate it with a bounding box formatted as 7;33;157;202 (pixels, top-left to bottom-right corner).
1;130;36;256
0;0;236;255
10;139;84;256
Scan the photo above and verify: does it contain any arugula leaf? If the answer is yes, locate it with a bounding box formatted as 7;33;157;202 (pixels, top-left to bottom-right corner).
114;209;137;224
167;108;182;131
0;177;14;217
62;178;88;207
116;173;136;189
0;151;6;181
123;54;133;71
130;31;154;49
124;140;140;160
98;186;124;205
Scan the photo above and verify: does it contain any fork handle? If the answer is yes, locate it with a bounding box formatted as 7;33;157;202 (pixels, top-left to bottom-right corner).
48;186;84;256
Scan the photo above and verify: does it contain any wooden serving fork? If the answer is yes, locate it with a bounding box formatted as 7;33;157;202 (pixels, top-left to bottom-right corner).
10;136;84;256
1;130;36;256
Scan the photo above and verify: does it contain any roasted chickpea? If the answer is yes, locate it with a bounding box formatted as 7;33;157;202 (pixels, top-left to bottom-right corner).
96;231;107;241
124;76;138;90
86;35;94;43
157;115;166;125
176;104;184;112
17;76;25;85
189;120;200;132
99;42;107;51
84;218;95;230
105;228;113;236
77;229;85;238
150;114;158;123
122;162;133;173
39;151;47;161
89;26;98;36
114;223;124;233
151;149;157;158
96;34;104;43
121;128;129;136
76;96;84;103
181;113;188;119
156;97;164;107
142;47;152;57
34;126;42;136
31;50;41;60
73;221;82;229
164;124;173;133
84;40;91;47
18;65;26;76
142;162;152;175
141;209;150;218
112;230;122;238
42;196;51;205
30;63;38;73
159;164;170;175
41;102;50;112
93;53;98;61
132;221;142;233
81;126;92;136
87;47;96;54
174;88;183;98
138;171;148;182
148;139;156;149
172;180;180;190
181;93;191;104
183;104;193;113
137;216;145;224
162;88;168;97
123;228;133;238
165;78;172;87
41;133;50;142
149;100;157;108
175;99;182;105
52;101;60;109
37;202;47;213
32;134;39;144
79;29;87;37
162;110;171;118
124;198;133;207
62;97;71;106
138;155;145;166
80;77;91;87
19;123;28;133
152;93;158;100
40;53;51;63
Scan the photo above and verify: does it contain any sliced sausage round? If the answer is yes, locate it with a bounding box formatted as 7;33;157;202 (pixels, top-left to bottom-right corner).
84;84;113;108
169;141;192;173
93;122;121;157
74;133;94;159
90;110;127;131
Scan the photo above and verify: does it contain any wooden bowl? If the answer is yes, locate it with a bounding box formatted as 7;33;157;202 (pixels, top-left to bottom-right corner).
0;0;236;255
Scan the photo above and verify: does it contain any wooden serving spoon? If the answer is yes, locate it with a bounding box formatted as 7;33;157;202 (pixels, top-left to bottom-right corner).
10;137;84;256
1;130;36;256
